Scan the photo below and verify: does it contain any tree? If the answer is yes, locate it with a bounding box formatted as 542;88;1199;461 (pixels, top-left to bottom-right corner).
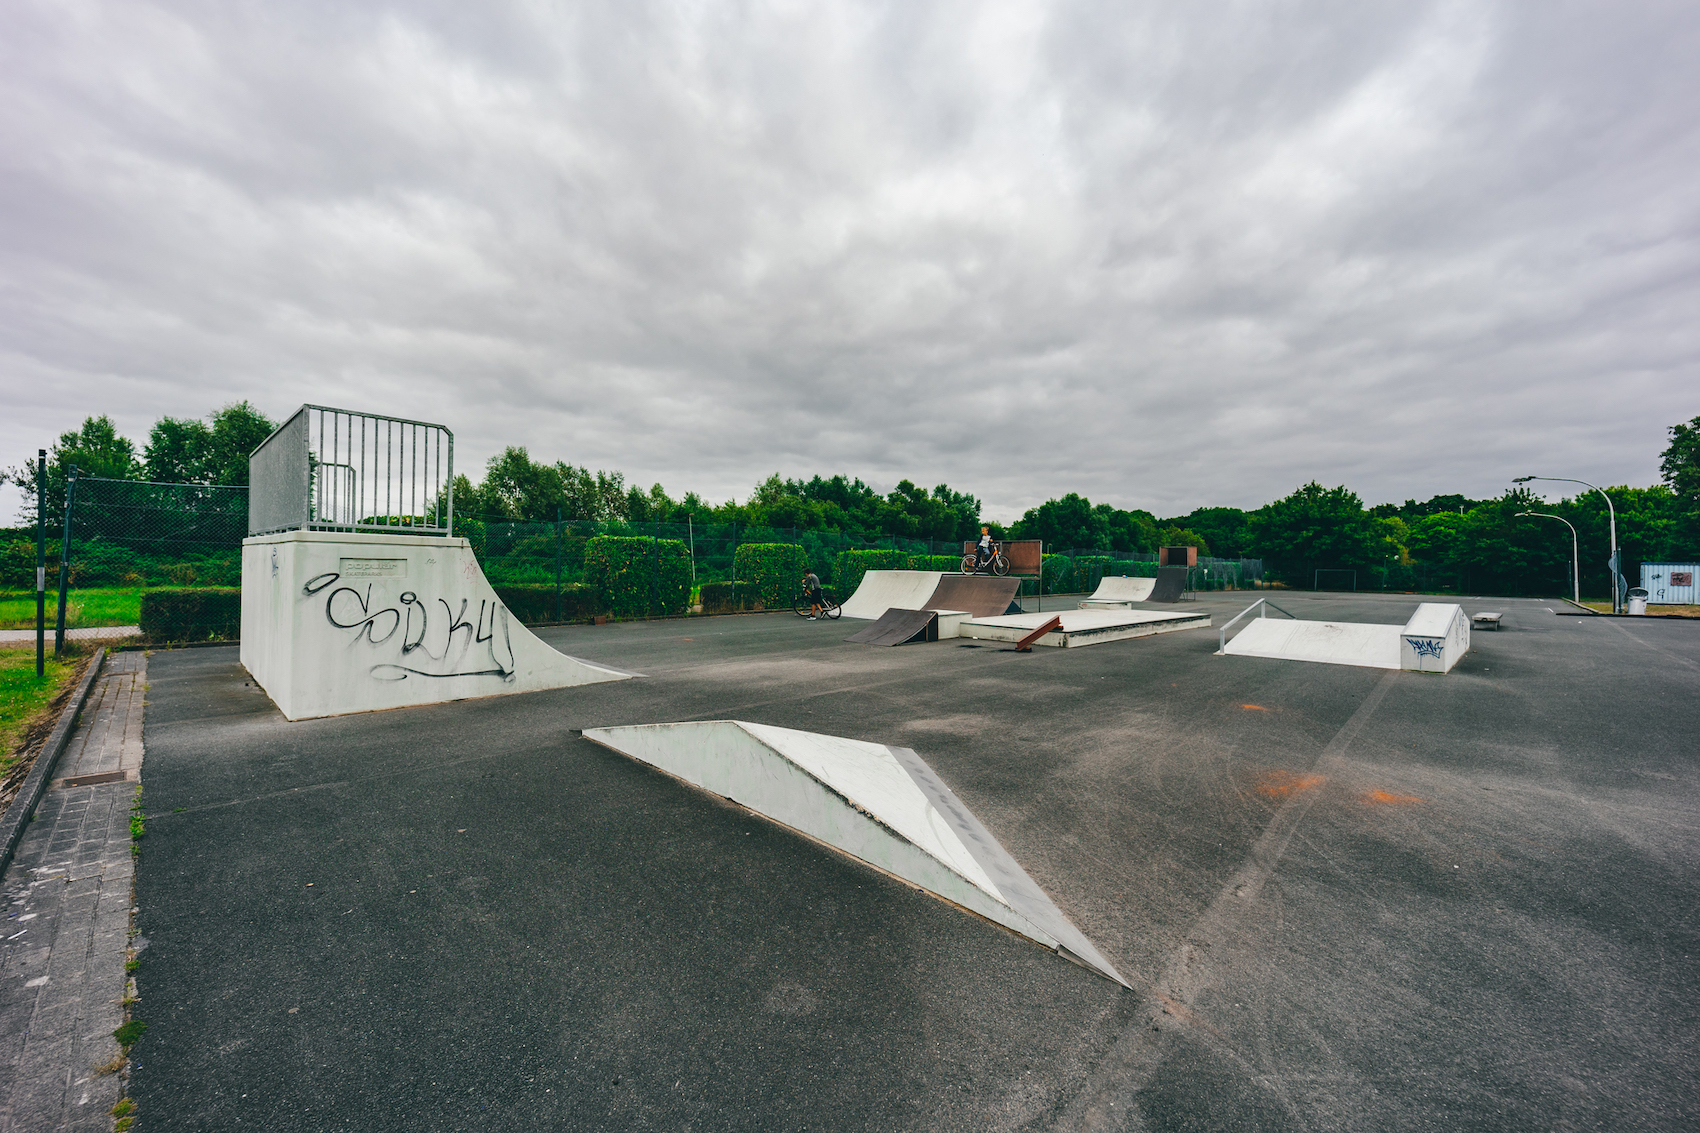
144;402;275;485
1661;416;1700;526
1012;493;1112;550
9;415;142;523
1247;483;1382;585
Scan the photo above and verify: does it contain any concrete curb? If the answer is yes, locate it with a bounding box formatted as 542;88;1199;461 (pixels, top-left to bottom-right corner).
0;646;106;879
1557;597;1700;621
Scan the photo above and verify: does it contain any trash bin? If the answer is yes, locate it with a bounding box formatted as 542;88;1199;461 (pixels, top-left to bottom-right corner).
1627;587;1649;615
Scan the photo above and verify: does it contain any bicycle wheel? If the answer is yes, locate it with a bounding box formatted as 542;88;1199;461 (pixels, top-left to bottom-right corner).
793;593;813;617
822;595;842;620
990;553;1009;577
960;554;978;574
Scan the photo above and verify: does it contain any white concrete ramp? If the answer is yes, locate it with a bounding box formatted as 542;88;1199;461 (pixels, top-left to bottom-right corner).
242;530;634;720
1221;602;1470;673
839;570;945;620
1223;619;1403;669
1078;576;1156;607
582;720;1126;984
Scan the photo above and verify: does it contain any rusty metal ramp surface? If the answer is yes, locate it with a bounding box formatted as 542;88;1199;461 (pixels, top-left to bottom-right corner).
923;575;1022;618
1146;565;1189;602
846;608;939;646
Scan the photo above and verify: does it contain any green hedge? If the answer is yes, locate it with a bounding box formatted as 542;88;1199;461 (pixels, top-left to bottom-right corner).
139;587;241;642
1072;556;1114;593
697;581;750;614
906;554;963;572
831;549;908;601
492;584;599;624
583;536;691;617
733;543;808;610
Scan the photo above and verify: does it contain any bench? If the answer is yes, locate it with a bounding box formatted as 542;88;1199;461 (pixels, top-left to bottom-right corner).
1472;612;1503;631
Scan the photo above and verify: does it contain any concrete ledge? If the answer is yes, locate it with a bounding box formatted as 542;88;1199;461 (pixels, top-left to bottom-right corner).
0;647;106;879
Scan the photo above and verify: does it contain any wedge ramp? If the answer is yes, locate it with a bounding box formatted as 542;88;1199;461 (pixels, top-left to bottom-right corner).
583;720;1126;984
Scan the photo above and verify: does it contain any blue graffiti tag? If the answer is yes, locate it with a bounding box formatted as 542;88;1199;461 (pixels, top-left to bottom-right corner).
1407;637;1445;659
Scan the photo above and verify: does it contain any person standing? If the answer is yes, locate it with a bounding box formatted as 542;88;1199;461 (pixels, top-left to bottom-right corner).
802;569;827;619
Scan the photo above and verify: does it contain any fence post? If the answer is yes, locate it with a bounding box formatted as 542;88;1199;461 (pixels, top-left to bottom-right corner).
554;505;563;623
652;520;660;616
54;467;78;653
35;450;46;676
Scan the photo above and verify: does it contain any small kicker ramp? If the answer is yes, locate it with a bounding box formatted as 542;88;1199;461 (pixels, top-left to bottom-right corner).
1222;603;1470;673
840;571;944;620
925;575;1023;618
961;608;1209;648
1079;576;1156;607
846;608;939;646
582;721;1126;985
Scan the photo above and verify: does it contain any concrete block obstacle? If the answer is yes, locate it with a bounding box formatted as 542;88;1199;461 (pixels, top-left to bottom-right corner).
242;530;634;720
840;571;1020;621
582;720;1126;984
959;608;1210;648
1221;601;1471;673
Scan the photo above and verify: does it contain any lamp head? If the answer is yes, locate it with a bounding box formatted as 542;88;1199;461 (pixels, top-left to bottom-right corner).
1512;476;1535;484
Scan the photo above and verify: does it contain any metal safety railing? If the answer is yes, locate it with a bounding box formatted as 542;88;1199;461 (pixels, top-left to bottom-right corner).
1216;597;1297;654
247;405;453;536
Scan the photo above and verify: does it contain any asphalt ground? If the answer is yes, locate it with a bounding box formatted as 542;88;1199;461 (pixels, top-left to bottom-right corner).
128;592;1699;1131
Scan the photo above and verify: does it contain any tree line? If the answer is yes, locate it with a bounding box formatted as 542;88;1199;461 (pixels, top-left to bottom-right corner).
7;407;1698;599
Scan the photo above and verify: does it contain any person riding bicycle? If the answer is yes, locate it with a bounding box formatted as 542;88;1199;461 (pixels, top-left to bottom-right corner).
802;570;827;619
975;526;994;570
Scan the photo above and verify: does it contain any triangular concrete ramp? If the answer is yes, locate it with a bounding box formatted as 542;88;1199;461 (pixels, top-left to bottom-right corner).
582;721;1126;985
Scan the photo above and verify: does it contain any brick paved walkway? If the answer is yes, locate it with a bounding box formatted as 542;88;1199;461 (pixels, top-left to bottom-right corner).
0;652;146;1132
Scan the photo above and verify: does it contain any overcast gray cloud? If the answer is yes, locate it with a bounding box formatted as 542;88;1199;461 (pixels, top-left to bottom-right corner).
4;0;1697;519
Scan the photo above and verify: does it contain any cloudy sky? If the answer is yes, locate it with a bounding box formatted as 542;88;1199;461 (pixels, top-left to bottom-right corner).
4;0;1696;520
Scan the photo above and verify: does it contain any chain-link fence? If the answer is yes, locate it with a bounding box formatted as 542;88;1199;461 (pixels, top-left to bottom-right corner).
20;481;1270;640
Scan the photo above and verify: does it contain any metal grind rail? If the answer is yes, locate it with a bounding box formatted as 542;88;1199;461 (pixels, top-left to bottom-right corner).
1216;597;1298;654
248;405;453;536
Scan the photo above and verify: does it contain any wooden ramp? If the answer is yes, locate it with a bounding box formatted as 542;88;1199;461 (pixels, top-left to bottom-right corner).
846;608;939;646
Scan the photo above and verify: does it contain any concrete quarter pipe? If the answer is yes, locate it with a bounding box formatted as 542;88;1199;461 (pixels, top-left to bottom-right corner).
841;571;1022;621
242;530;635;720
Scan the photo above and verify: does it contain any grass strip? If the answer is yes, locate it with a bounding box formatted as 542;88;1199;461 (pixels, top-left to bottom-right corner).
0;587;145;630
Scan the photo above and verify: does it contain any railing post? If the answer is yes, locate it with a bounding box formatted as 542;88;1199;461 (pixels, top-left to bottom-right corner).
555;505;563;623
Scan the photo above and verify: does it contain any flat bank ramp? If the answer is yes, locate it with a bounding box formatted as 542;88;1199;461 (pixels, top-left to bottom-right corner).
1079;576;1155;606
1145;565;1189;602
1223;619;1402;669
846;608;938;646
840;571;944;620
924;575;1022;618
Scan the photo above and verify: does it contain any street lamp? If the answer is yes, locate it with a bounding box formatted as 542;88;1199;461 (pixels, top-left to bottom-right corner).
1512;475;1621;612
1515;511;1579;605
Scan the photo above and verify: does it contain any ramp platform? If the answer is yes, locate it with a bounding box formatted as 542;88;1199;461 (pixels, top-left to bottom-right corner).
1078;576;1156;607
960;608;1209;648
846;608;940;646
583;720;1126;984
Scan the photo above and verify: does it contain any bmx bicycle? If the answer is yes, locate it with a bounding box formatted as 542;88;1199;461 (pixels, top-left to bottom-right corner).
960;542;1010;576
793;588;842;619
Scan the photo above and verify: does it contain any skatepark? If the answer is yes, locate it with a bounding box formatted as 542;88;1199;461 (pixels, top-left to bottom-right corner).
119;587;1700;1131
41;407;1699;1131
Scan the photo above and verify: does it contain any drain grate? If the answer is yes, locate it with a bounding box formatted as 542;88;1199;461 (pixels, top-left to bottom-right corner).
57;771;129;788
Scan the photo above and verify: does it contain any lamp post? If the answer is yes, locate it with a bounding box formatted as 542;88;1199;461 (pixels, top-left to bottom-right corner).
1515;511;1579;605
1512;475;1620;612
